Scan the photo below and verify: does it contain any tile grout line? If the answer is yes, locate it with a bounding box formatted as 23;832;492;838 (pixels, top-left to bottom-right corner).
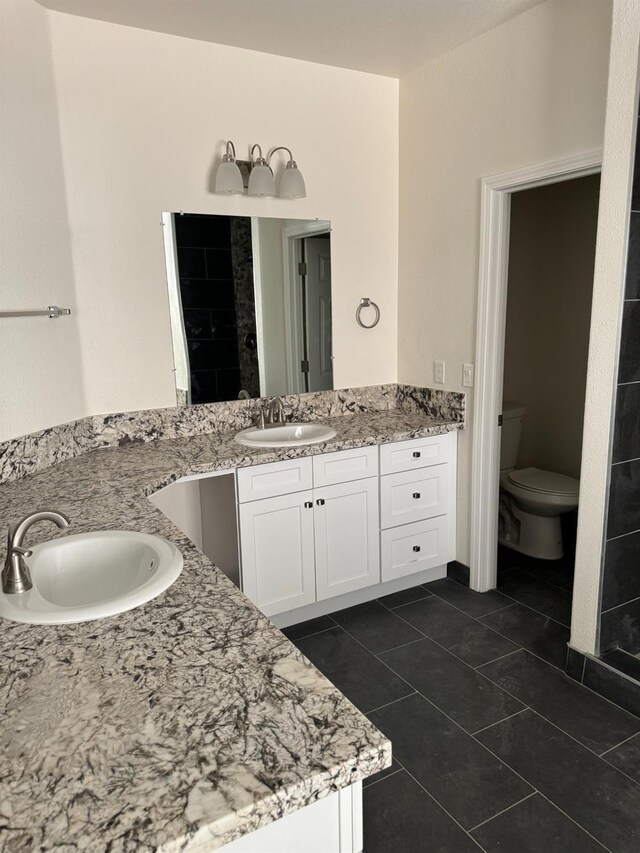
410;585;515;623
570;662;640;725
366;691;417;717
472;648;522;670
364;634;428;657
388;599;526;671
466;790;538;834
377;592;432;612
599;753;640;789
534;791;614;853
284;624;336;643
320;596;619;847
599;730;640;757
471;708;529;737
470;715;613;850
475;602;518;619
601;592;640;615
474;669;640;762
423;578;573;635
478;705;640;786
397;765;489;852
362;766;403;790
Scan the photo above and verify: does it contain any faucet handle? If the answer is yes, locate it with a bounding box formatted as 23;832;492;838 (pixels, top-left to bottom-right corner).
12;546;32;558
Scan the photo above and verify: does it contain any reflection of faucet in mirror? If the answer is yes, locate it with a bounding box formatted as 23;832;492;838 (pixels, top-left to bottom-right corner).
268;397;284;425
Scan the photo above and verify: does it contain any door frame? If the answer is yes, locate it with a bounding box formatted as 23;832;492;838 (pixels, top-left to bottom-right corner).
282;220;331;393
470;149;602;592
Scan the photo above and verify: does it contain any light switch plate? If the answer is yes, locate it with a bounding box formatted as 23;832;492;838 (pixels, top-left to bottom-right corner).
463;364;474;387
434;360;445;383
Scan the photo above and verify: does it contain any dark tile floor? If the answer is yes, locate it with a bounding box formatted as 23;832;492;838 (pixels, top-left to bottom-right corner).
284;554;640;852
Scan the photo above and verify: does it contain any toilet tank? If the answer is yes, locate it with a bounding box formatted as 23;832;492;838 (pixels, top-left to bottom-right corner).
500;402;526;470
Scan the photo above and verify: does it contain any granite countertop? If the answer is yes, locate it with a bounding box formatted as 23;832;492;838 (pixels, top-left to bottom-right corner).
0;409;461;852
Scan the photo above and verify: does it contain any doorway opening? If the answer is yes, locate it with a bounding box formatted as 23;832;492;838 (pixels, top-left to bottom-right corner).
471;151;602;595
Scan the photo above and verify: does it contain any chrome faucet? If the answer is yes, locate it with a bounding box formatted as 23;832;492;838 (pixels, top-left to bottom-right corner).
2;510;70;594
268;396;285;425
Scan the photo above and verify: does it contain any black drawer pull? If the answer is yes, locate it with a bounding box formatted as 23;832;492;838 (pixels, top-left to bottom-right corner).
304;501;313;509
413;545;421;553
412;451;421;458
316;498;325;506
412;492;421;499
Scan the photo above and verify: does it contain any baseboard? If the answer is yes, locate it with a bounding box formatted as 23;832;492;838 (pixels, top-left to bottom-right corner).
447;560;470;587
271;564;447;628
565;646;640;719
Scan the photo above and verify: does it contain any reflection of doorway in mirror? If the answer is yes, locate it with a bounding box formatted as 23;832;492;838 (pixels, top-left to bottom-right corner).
301;236;333;393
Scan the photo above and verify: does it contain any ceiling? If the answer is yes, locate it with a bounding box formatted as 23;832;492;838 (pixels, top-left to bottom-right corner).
37;0;548;77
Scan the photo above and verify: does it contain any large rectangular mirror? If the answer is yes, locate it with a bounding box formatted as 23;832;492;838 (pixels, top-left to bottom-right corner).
163;213;333;405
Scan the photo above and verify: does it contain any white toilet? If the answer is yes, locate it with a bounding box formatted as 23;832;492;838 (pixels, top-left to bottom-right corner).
499;402;580;560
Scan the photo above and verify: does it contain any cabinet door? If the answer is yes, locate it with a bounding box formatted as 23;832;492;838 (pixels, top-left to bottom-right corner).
314;478;380;601
239;491;316;617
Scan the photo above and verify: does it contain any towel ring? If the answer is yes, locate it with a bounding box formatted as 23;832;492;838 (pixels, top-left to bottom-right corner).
356;298;380;329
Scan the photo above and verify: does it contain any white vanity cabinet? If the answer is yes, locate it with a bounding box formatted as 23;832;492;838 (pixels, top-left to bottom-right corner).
379;433;456;583
237;449;380;617
234;433;456;621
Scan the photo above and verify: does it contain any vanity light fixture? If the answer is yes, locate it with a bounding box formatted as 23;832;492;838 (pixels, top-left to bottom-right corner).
214;141;244;195
248;144;276;197
214;141;307;198
268;146;307;199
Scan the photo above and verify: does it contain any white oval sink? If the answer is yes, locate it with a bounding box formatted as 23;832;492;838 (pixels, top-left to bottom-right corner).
0;531;183;625
235;422;337;448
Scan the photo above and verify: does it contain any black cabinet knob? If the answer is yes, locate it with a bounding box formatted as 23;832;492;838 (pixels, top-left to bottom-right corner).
413;545;421;552
316;498;325;506
412;492;421;499
412;451;421;458
304;501;313;509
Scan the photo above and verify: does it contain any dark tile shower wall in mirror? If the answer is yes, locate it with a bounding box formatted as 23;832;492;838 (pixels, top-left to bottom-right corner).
599;95;640;656
175;214;259;403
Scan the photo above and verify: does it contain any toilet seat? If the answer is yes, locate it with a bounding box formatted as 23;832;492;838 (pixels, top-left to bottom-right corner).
507;467;579;498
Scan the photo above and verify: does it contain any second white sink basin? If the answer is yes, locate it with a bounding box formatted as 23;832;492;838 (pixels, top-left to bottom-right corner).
0;531;183;625
235;422;337;448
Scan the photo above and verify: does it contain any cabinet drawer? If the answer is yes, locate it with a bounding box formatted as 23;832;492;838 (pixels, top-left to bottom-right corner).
379;435;450;475
237;458;313;503
381;516;448;582
312;446;378;487
380;464;448;529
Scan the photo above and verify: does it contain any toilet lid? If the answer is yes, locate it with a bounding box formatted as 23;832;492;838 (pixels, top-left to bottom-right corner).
508;467;579;497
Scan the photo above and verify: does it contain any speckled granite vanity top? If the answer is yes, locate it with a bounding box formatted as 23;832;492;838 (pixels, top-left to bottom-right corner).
0;406;462;852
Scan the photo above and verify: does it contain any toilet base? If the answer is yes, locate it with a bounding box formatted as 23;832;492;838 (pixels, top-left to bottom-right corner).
499;501;565;561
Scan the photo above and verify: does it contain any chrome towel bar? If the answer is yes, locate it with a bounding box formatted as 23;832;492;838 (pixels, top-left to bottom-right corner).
0;306;71;319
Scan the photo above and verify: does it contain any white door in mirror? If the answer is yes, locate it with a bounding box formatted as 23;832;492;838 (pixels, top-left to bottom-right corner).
0;531;183;625
235;423;337;448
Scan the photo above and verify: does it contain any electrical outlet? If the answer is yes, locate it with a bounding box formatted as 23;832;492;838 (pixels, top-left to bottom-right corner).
434;360;445;384
463;364;474;387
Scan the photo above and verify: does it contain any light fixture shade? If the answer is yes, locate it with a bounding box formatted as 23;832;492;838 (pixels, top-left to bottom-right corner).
215;160;244;195
278;162;306;199
248;163;276;197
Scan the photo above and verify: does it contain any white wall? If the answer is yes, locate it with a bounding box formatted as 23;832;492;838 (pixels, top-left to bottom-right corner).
503;175;600;480
397;0;612;563
0;0;86;441
571;0;640;655
46;12;399;420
